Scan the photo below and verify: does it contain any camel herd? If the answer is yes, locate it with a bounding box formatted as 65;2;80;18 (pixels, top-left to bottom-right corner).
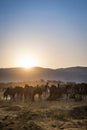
1;82;87;102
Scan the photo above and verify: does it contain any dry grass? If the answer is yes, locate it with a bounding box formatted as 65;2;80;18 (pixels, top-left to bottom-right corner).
0;100;87;130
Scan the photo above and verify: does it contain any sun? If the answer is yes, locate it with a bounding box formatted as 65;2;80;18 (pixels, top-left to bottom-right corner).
19;57;38;69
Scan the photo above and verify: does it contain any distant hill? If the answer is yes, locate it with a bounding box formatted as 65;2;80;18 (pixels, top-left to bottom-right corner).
0;66;87;83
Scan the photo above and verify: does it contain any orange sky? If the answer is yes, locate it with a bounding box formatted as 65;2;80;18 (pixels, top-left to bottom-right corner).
0;0;87;68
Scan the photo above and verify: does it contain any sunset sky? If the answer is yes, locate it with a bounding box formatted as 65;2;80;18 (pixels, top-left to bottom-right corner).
0;0;87;68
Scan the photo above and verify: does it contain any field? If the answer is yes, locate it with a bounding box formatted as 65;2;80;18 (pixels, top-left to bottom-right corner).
0;99;87;130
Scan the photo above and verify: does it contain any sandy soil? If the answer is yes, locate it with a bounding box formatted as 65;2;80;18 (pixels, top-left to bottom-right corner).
0;99;87;130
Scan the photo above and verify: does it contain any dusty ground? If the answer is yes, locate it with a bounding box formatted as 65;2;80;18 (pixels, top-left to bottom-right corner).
0;99;87;130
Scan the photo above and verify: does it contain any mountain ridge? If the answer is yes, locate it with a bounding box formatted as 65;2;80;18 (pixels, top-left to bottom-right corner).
0;66;87;83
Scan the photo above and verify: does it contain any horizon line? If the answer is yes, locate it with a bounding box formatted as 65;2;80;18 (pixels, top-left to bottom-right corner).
0;65;87;70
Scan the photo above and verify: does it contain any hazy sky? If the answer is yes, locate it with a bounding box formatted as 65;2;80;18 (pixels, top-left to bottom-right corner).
0;0;87;68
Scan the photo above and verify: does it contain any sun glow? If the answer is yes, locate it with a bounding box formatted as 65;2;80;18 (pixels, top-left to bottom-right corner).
19;57;38;69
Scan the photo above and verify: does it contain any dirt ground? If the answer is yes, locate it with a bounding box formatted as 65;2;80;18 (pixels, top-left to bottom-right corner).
0;99;87;130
